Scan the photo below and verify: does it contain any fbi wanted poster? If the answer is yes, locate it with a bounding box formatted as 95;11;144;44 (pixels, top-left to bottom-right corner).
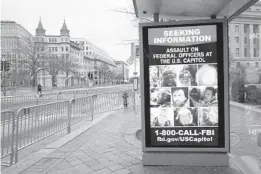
148;25;220;147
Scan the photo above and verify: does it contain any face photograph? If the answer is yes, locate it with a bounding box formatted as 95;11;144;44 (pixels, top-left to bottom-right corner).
151;108;174;127
196;64;218;86
150;66;160;88
160;66;177;87
178;65;197;87
174;108;198;126
171;87;189;107
150;88;171;108
199;107;219;126
189;87;218;107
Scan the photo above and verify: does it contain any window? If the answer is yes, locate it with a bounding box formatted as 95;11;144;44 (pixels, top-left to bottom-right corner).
255;62;259;68
253;48;257;57
244;24;249;33
253;38;256;44
235;37;239;43
244;48;248;57
236;48;240;57
253;25;259;33
235;25;239;32
66;47;69;51
244;37;247;44
55;47;58;52
61;47;64;51
246;62;250;68
49;47;51;52
49;38;51;42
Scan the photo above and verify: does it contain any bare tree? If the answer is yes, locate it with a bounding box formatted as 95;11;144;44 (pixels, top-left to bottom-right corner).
106;70;115;84
44;55;63;87
1;71;12;96
18;36;48;87
97;64;111;84
114;72;124;83
111;7;153;27
60;54;77;87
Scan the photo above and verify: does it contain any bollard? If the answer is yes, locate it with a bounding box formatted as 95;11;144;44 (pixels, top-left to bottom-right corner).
123;92;128;108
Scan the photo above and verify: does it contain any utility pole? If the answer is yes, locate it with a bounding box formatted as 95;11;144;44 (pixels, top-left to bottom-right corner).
131;42;138;113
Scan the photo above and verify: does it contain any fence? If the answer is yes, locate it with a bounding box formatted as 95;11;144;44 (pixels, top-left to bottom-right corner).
1;84;133;111
1;111;16;166
1;89;136;166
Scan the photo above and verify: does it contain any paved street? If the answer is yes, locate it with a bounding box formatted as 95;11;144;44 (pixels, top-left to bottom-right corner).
2;99;261;174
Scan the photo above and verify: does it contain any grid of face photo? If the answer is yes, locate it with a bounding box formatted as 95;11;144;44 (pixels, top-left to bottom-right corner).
150;64;219;127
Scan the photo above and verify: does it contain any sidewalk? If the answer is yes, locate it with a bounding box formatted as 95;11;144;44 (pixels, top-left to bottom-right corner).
3;106;244;174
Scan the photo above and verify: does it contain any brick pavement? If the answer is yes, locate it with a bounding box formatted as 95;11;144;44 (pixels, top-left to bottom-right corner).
14;106;244;174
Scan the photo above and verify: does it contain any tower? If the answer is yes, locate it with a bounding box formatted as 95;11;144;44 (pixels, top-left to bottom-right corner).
60;19;70;36
35;17;46;36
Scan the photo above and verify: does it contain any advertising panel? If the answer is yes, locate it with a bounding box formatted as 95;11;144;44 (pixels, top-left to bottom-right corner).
140;20;229;151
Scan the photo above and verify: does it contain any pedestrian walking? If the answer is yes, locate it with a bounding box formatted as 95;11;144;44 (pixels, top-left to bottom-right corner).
37;84;42;96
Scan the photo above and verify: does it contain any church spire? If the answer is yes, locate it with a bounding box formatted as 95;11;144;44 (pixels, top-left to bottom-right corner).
36;16;45;36
60;18;70;36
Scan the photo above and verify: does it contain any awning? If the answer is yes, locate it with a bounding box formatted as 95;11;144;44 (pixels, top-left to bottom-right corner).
133;0;259;22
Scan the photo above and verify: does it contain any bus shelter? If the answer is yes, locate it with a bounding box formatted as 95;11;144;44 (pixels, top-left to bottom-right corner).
133;0;260;168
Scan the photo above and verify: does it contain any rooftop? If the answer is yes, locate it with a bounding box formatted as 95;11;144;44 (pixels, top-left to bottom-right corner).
133;0;259;22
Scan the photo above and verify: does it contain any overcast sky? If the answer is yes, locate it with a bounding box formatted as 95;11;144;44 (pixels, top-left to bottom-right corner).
1;0;138;61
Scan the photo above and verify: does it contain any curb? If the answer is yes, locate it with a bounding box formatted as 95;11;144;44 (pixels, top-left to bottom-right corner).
2;110;118;174
230;101;261;113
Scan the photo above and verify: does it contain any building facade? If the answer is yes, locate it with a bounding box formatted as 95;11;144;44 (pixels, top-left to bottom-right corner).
1;20;35;86
114;61;129;83
71;38;116;84
35;19;86;87
229;1;261;69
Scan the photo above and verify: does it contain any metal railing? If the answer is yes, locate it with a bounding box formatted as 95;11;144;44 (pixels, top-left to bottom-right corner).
1;95;38;111
1;84;133;111
16;101;70;151
1;111;16;166
1;89;136;166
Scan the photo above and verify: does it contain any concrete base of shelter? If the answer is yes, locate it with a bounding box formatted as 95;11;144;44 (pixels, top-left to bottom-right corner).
142;152;229;166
